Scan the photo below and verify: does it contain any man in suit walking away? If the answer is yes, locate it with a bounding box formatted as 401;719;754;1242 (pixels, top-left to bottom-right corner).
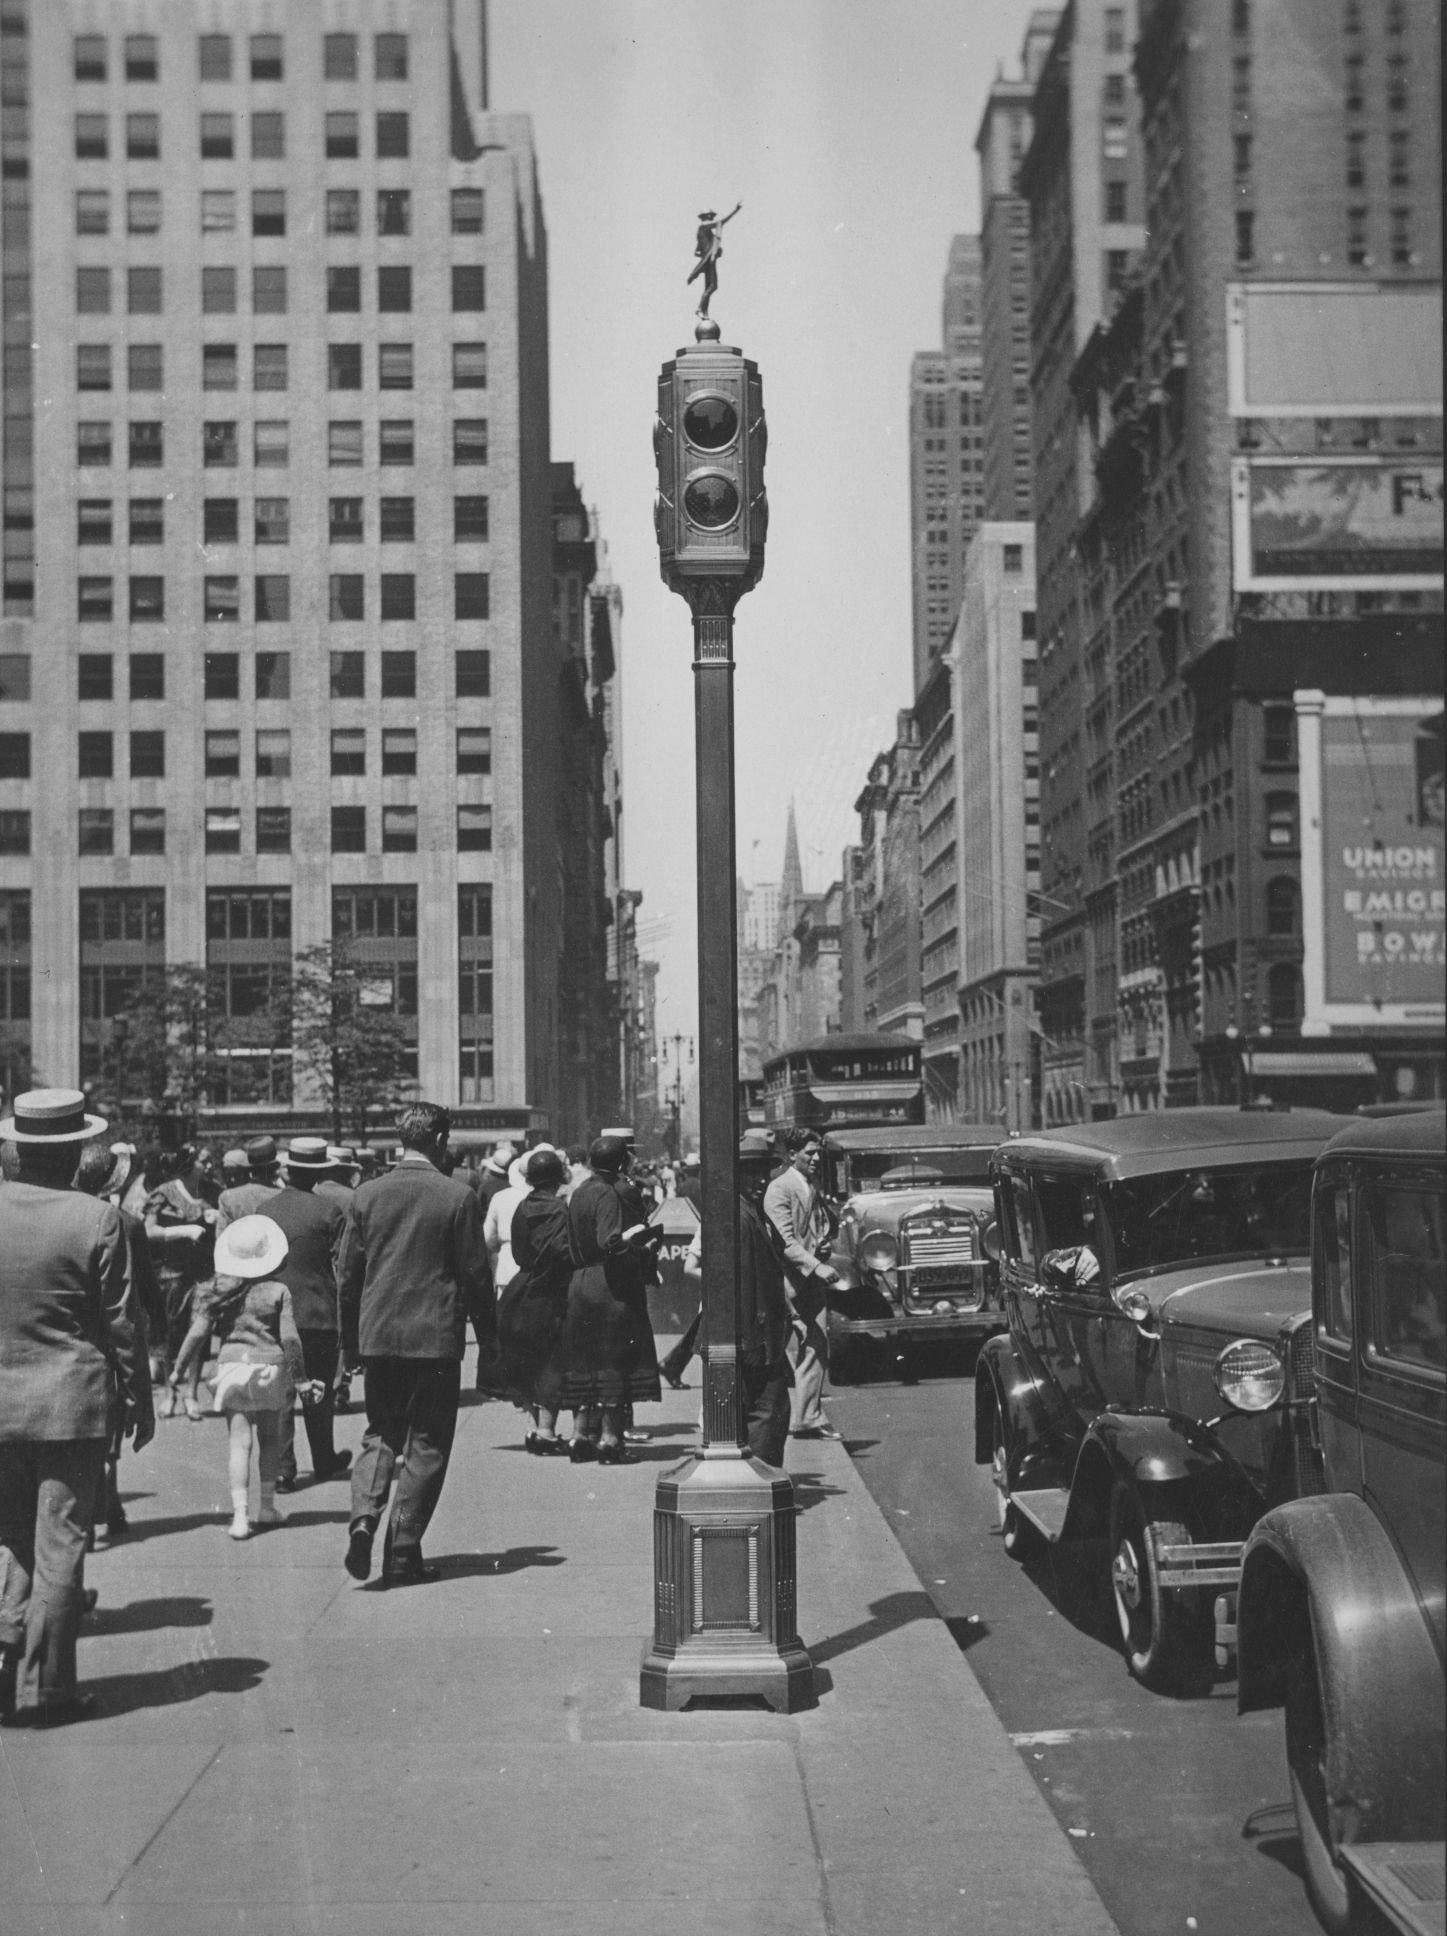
216;1135;284;1231
338;1103;493;1586
266;1138;351;1490
0;1090;153;1724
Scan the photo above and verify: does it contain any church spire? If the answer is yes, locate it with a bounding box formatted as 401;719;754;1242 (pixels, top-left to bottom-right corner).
778;799;803;942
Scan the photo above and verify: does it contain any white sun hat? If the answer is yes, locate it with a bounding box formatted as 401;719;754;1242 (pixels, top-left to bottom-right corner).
214;1214;289;1281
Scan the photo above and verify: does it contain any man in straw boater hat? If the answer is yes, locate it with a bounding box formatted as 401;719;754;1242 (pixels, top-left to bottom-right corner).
264;1138;351;1491
0;1089;153;1725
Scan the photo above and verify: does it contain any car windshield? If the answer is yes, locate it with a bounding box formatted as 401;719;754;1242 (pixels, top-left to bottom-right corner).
845;1150;993;1191
1105;1162;1315;1278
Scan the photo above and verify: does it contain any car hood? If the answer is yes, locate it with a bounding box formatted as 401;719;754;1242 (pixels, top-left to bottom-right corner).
1137;1260;1312;1335
846;1188;992;1229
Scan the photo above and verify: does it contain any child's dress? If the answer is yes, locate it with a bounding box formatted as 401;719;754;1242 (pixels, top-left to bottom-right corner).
195;1276;305;1413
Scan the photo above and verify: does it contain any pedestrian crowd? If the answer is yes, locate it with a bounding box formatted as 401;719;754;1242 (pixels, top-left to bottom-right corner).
0;1085;842;1726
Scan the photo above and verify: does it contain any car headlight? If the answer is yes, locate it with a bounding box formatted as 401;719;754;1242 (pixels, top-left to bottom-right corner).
858;1231;898;1274
1213;1338;1285;1413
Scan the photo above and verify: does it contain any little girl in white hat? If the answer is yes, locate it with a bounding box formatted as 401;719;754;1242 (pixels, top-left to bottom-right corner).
170;1215;322;1538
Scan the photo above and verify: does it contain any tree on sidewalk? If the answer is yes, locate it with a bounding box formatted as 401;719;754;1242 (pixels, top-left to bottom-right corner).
290;939;415;1143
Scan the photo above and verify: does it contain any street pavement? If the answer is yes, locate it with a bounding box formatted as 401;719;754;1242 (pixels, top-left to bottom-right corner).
2;1345;1121;1936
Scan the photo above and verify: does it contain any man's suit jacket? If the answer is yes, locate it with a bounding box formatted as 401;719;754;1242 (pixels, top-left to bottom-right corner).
0;1181;152;1443
763;1165;831;1297
216;1178;283;1234
262;1182;344;1334
338;1154;493;1362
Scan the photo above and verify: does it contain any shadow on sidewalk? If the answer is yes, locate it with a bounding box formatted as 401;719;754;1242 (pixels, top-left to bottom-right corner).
86;1595;213;1636
108;1507;351;1543
356;1544;566;1590
791;1479;847;1513
78;1655;269;1717
807;1588;938;1667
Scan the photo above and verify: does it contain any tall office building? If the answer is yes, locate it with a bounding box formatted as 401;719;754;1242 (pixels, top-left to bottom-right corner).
1020;0;1146;1121
908;236;984;694
975;11;1059;522
0;1;578;1140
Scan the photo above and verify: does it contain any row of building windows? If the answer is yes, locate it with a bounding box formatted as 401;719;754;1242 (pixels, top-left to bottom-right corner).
74;31;412;86
76;111;415;163
77;418;490;469
0;725;492;780
78;187;483;238
0;804;493;858
77;497;489;547
78;343;482;392
0;651;492;707
71;573;491;624
77;264;486;315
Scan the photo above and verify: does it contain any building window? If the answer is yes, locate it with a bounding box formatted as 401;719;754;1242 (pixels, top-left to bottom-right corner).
129;731;164;778
130;809;165;856
128;268;162;315
249;347;287;398
256;652;290;700
254;575;290;623
203;654;240;701
1265;792;1298;850
205;807;242;855
328;344;362;390
78;731;113;779
457;726;491;774
1235;211;1255;266
200;112;233;159
78;500;112;545
204;421;238;467
129;576;164;623
454;496;489;542
1347;206;1368;266
77;345;112;393
1104;7;1125;52
255;421;289;469
255;497;289;546
329;575;364;621
0;813;29;856
1265;877;1299;938
204;576;240;622
74;34;107;82
328;421;363;467
251;112;284;160
1267;964;1301;1031
326;190;360;235
331;807;366;853
457;805;492;852
382;728;417;776
328;267;361;313
452;188;485;234
253;268;287;316
380;574;415;621
76;189;110;236
455;651;490;697
126;114;160;160
250;35;283;82
376;112;409;159
377;266;411;312
1388;131;1410;190
129;654;164;701
256;807;291;854
1102;118;1127;161
1105;179;1128;223
0;659;32;703
198;34;232;82
128;345;163;393
78;577;113;622
252;190;285;237
381;652;416;699
1262;705;1296;764
0;732;30;778
452;342;487;388
76;268;111;315
124;498;161;547
75;115;108;161
379;343;413;390
377;189;410;235
452;266;486;311
330;498;364;544
201;193;235;238
203;345;238;391
325;111;359;160
330;727;366;776
330;652;364;699
379;421;414;466
324;34;358;82
380;497;414;542
78;423;112;469
1003;543;1023;573
375;33;409;81
382;806;418;853
1390;207;1413;266
204;729;240;778
455;573;490;620
79;810;115;857
202;268;237;315
454;419;489;465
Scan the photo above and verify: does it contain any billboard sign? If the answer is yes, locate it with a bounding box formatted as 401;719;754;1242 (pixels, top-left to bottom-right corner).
1226;282;1443;417
1298;696;1445;1032
1232;458;1444;591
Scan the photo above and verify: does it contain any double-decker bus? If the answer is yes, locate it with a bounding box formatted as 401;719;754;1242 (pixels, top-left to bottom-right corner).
761;1032;924;1132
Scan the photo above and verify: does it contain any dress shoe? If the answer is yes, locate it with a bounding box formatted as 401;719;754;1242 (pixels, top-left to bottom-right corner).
273;1473;297;1494
253;1504;285;1528
313;1453;351;1481
568;1438;598;1463
81;1588;99;1616
595;1442;639;1466
4;1691;98;1728
661;1368;687;1390
792;1424;842;1441
344;1524;374;1581
385;1552;440;1586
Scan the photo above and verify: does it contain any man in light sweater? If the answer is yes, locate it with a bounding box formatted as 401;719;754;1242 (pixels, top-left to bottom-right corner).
763;1130;841;1440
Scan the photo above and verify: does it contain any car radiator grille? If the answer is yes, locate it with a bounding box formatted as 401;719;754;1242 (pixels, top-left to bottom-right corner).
1282;1313;1325;1498
899;1215;983;1309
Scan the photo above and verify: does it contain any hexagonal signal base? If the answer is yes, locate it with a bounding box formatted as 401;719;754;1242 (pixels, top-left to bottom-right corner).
640;1452;814;1713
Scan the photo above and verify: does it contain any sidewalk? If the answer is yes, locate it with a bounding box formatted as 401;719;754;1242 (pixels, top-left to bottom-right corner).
2;1348;1120;1936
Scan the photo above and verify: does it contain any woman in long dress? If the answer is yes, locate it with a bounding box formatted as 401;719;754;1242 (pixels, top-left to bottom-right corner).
559;1137;661;1465
498;1148;574;1454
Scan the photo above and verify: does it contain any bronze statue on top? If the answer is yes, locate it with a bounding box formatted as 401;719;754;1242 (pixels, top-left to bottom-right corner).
687;202;741;320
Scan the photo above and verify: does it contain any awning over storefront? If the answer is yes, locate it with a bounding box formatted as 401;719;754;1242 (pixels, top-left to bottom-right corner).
1249;1051;1376;1078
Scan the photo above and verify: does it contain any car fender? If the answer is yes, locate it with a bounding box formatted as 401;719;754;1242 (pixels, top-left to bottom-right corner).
1061;1410;1262;1546
974;1332;1054;1474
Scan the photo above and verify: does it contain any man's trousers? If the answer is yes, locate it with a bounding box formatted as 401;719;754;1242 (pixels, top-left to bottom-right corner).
349;1358;460;1560
786;1285;830;1433
277;1327;340;1480
0;1438;104;1713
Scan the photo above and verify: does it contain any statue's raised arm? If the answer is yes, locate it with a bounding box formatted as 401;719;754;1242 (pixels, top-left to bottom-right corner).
686;202;743;320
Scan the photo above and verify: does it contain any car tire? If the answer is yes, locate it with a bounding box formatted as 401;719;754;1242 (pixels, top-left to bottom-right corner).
991;1408;1025;1558
1108;1482;1206;1693
829;1338;860;1386
1285;1653;1357;1936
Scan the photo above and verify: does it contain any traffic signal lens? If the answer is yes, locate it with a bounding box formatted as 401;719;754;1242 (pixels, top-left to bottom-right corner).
683;472;741;528
682;394;739;450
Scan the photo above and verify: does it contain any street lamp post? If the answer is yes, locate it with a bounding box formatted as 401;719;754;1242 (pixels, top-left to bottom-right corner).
639;296;812;1713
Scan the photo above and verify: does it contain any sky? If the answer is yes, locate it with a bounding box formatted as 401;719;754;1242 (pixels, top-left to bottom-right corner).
488;0;1041;1041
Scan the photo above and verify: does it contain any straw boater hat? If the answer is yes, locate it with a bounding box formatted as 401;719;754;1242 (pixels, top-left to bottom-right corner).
214;1214;288;1281
283;1136;331;1172
0;1087;107;1144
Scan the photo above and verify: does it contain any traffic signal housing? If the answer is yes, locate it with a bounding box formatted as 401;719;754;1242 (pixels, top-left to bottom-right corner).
655;342;766;600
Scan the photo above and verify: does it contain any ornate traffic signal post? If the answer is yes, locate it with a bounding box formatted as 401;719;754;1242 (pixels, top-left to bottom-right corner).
639;304;813;1713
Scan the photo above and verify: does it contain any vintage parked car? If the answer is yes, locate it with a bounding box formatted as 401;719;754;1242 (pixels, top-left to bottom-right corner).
1237;1108;1445;1936
821;1124;1005;1379
976;1107;1352;1692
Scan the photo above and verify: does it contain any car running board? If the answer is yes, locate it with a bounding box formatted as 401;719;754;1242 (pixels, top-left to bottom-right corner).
1011;1488;1070;1541
1339;1843;1446;1936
